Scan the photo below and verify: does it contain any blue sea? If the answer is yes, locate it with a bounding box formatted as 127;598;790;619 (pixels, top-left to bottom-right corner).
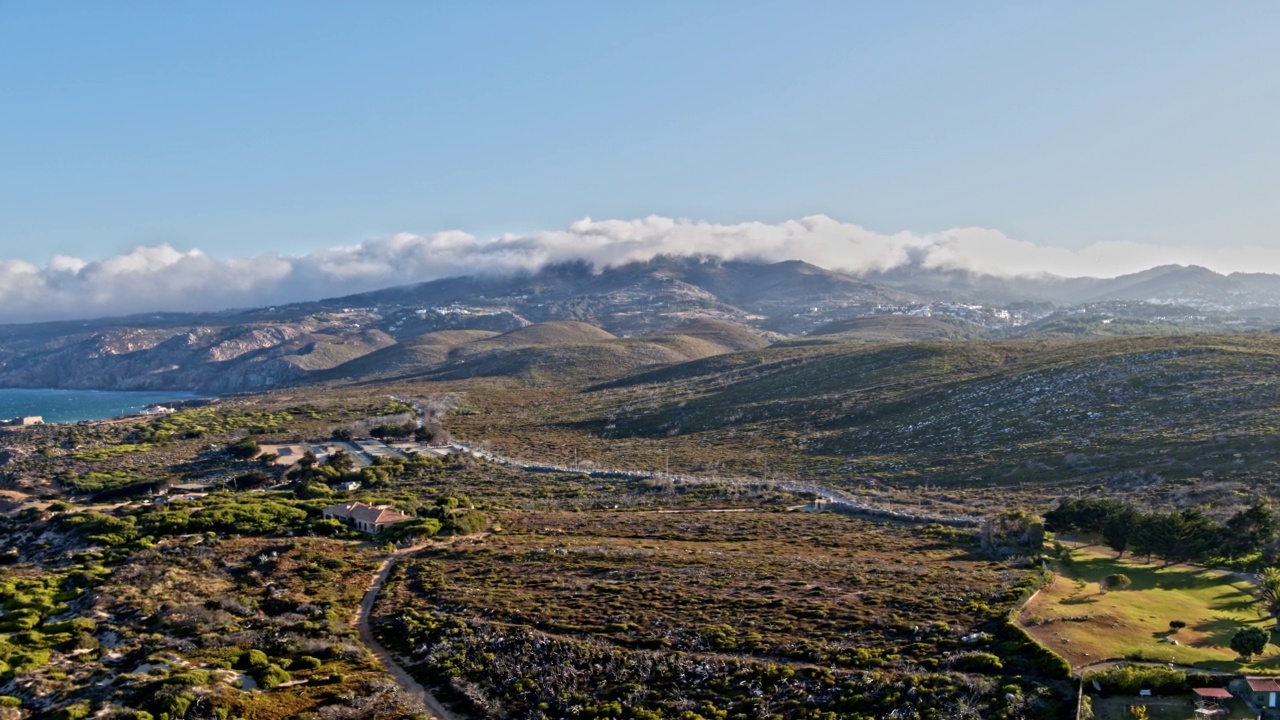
0;388;207;424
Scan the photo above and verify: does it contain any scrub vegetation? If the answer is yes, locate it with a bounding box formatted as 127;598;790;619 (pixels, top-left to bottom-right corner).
3;330;1280;717
372;510;1067;719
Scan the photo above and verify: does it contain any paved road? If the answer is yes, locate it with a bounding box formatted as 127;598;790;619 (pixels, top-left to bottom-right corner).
354;546;463;720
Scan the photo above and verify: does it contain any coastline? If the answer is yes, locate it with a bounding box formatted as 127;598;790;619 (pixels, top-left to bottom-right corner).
0;387;211;425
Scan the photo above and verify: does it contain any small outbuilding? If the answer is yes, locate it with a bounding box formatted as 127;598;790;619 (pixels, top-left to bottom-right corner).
332;480;361;493
1191;687;1232;716
1245;677;1280;710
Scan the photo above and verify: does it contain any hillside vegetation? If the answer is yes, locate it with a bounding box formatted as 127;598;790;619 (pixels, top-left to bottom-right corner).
809;315;986;342
440;334;1280;488
328;320;774;385
374;510;1064;719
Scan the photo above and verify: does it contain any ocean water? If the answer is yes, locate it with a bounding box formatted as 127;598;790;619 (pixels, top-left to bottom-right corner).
0;388;207;424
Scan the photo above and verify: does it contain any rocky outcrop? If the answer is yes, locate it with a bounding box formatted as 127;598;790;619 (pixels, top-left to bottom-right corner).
0;321;394;393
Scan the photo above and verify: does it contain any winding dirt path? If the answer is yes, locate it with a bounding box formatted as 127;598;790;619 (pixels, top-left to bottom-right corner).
354;545;463;720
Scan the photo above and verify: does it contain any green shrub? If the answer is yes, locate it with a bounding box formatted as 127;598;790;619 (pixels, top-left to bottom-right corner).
45;617;96;634
0;609;42;632
1186;673;1229;688
165;670;213;686
148;692;193;718
8;648;52;673
1085;666;1185;695
951;651;1005;673
64;631;99;651
235;648;269;669
0;696;22;708
308;518;349;536
443;509;487;535
1102;573;1132;591
228;436;261;460
384;517;441;543
293;655;323;670
253;663;292;689
52;701;92;720
998;620;1071;680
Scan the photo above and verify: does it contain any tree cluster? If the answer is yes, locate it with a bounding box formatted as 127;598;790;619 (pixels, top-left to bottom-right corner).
1045;498;1278;564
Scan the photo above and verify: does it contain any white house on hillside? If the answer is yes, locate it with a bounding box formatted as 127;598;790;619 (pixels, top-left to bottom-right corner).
322;501;413;534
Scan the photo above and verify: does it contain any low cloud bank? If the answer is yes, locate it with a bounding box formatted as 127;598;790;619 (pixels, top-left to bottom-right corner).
2;215;1275;322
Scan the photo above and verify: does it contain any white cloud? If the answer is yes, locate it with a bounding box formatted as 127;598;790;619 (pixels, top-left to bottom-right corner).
0;215;1274;322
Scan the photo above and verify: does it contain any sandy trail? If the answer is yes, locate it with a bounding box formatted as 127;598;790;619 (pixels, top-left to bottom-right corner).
354;544;463;720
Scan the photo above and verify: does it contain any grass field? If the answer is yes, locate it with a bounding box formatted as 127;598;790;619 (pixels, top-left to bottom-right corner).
1020;545;1278;671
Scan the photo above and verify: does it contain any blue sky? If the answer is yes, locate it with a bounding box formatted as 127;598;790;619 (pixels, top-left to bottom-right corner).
0;1;1277;271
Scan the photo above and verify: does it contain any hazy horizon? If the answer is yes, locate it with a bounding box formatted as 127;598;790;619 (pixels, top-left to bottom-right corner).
0;215;1276;323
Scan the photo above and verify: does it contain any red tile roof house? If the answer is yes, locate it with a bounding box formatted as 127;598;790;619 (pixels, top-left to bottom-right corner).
322;501;413;534
1244;677;1280;711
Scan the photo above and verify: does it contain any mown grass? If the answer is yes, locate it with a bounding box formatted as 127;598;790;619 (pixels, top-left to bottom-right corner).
1020;545;1277;670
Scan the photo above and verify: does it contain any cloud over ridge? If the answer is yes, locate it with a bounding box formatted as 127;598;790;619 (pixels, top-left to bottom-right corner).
2;215;1276;323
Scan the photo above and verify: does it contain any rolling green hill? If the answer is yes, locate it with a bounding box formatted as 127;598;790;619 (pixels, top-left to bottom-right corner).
325;320;773;386
323;329;500;379
467;321;619;349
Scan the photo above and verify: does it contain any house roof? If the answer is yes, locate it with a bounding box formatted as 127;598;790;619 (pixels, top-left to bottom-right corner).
1246;678;1280;693
324;501;412;526
350;504;412;526
1192;688;1233;699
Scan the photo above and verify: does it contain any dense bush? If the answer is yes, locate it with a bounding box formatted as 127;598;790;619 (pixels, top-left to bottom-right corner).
997;620;1072;680
1084;666;1185;695
228;436;261;459
52;701;92;720
382;518;442;543
951;652;1005;673
139;496;311;536
293;655;323;670
164;670;212;686
443;509;487;535
253;663;292;689
1101;573;1132;592
236;648;269;669
371;421;416;440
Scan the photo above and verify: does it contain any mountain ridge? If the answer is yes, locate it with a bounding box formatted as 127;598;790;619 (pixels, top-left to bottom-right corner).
0;256;1276;392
